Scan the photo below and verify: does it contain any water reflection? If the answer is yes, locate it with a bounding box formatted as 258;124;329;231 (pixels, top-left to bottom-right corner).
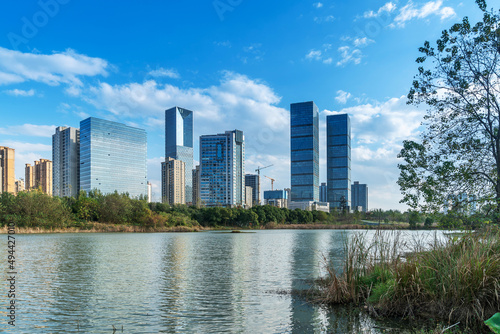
0;230;444;333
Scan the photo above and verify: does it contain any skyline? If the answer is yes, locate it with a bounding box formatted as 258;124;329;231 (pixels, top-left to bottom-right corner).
0;0;484;209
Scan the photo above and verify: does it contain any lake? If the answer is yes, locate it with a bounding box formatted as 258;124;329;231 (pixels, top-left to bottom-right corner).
0;229;443;333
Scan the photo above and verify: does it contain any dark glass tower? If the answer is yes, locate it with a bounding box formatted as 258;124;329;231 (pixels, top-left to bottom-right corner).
326;114;351;209
351;181;368;212
290;101;319;202
165;106;193;203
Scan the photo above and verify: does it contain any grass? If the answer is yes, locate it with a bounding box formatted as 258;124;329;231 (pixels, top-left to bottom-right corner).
0;222;201;233
316;227;500;333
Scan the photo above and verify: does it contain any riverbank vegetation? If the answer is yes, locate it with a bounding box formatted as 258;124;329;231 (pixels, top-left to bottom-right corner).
316;228;500;333
0;190;498;232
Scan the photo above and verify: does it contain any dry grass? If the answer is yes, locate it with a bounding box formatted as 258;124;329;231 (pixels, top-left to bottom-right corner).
0;222;202;234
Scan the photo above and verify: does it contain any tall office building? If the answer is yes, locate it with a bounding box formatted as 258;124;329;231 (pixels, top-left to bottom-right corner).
244;174;260;205
327;114;351;209
165;107;193;203
80;117;147;198
53;126;80;197
290;101;319;202
0;146;15;194
26;159;52;195
192;165;201;206
200;130;245;207
161;157;186;205
351;181;368;212
319;182;327;202
147;181;152;203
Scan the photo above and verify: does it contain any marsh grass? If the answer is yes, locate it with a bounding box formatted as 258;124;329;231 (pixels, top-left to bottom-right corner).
317;228;500;332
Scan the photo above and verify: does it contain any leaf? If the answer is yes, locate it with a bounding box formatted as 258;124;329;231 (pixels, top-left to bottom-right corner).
485;313;500;334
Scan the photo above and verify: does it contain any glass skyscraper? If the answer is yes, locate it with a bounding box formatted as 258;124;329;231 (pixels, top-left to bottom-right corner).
80;117;147;198
53;126;80;197
290;101;319;202
351;181;368;212
200;130;245;207
327;114;351;209
165;107;193;203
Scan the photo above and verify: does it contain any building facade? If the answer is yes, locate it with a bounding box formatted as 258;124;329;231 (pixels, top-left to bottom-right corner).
327;114;351;210
319;182;327;202
192;165;201;207
53;126;80;197
161;157;186;205
244;174;260;205
79;117;147;198
26;159;53;195
25;163;34;190
15;179;24;195
0;146;15;194
351;181;368;212
290;101;319;202
245;186;253;208
200;130;245;207
165;107;193;203
264;189;288;208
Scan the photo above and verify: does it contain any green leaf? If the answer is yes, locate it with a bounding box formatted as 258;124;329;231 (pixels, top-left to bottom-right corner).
485;313;500;334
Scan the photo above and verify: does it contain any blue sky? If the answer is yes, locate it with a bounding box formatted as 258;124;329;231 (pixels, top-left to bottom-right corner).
0;0;484;209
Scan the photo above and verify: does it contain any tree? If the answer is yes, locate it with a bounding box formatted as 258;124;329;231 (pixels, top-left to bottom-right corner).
398;1;500;218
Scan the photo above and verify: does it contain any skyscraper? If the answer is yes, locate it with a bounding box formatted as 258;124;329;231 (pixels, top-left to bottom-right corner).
165;107;193;203
25;163;34;190
244;174;260;205
192;165;201;207
351;181;368;212
53;126;80;197
320;182;327;202
290;101;319;202
79;117;147;198
0;146;15;194
200;130;245;207
34;159;52;195
327;114;351;210
161;157;186;205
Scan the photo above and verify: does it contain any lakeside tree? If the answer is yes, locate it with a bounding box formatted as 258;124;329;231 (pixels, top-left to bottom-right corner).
398;0;500;219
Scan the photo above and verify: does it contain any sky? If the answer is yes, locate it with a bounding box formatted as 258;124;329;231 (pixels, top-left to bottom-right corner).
0;0;486;209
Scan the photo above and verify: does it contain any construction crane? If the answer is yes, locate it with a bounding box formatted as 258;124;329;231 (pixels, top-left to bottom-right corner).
264;175;276;191
255;164;273;177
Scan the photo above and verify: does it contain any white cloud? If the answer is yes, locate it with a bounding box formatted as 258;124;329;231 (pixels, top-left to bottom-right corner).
363;2;397;18
353;37;375;47
314;15;335;23
3;88;35;97
336;46;362;66
0;47;108;87
1;141;52;152
148;68;180;79
335;90;352;104
393;1;456;27
323;58;333;64
306;49;322;60
313;2;323;8
0;124;57;137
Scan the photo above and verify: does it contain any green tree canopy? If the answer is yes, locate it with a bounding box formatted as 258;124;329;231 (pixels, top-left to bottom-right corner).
398;0;500;216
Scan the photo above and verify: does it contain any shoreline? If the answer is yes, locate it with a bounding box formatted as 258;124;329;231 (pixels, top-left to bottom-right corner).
0;222;417;234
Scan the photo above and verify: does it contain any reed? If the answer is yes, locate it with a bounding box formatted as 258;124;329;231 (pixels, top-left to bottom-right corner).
317;227;500;332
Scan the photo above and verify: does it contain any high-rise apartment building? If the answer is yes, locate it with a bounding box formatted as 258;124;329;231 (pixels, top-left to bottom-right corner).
80;117;147;198
53;126;80;197
244;174;260;205
26;159;52;195
0;146;15;194
25;163;34;190
161;157;186;205
290;101;319;202
245;186;253;208
320;182;327;202
327;114;351;210
192;165;201;207
351;181;368;212
165;107;193;203
147;181;152;203
200;130;245;207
